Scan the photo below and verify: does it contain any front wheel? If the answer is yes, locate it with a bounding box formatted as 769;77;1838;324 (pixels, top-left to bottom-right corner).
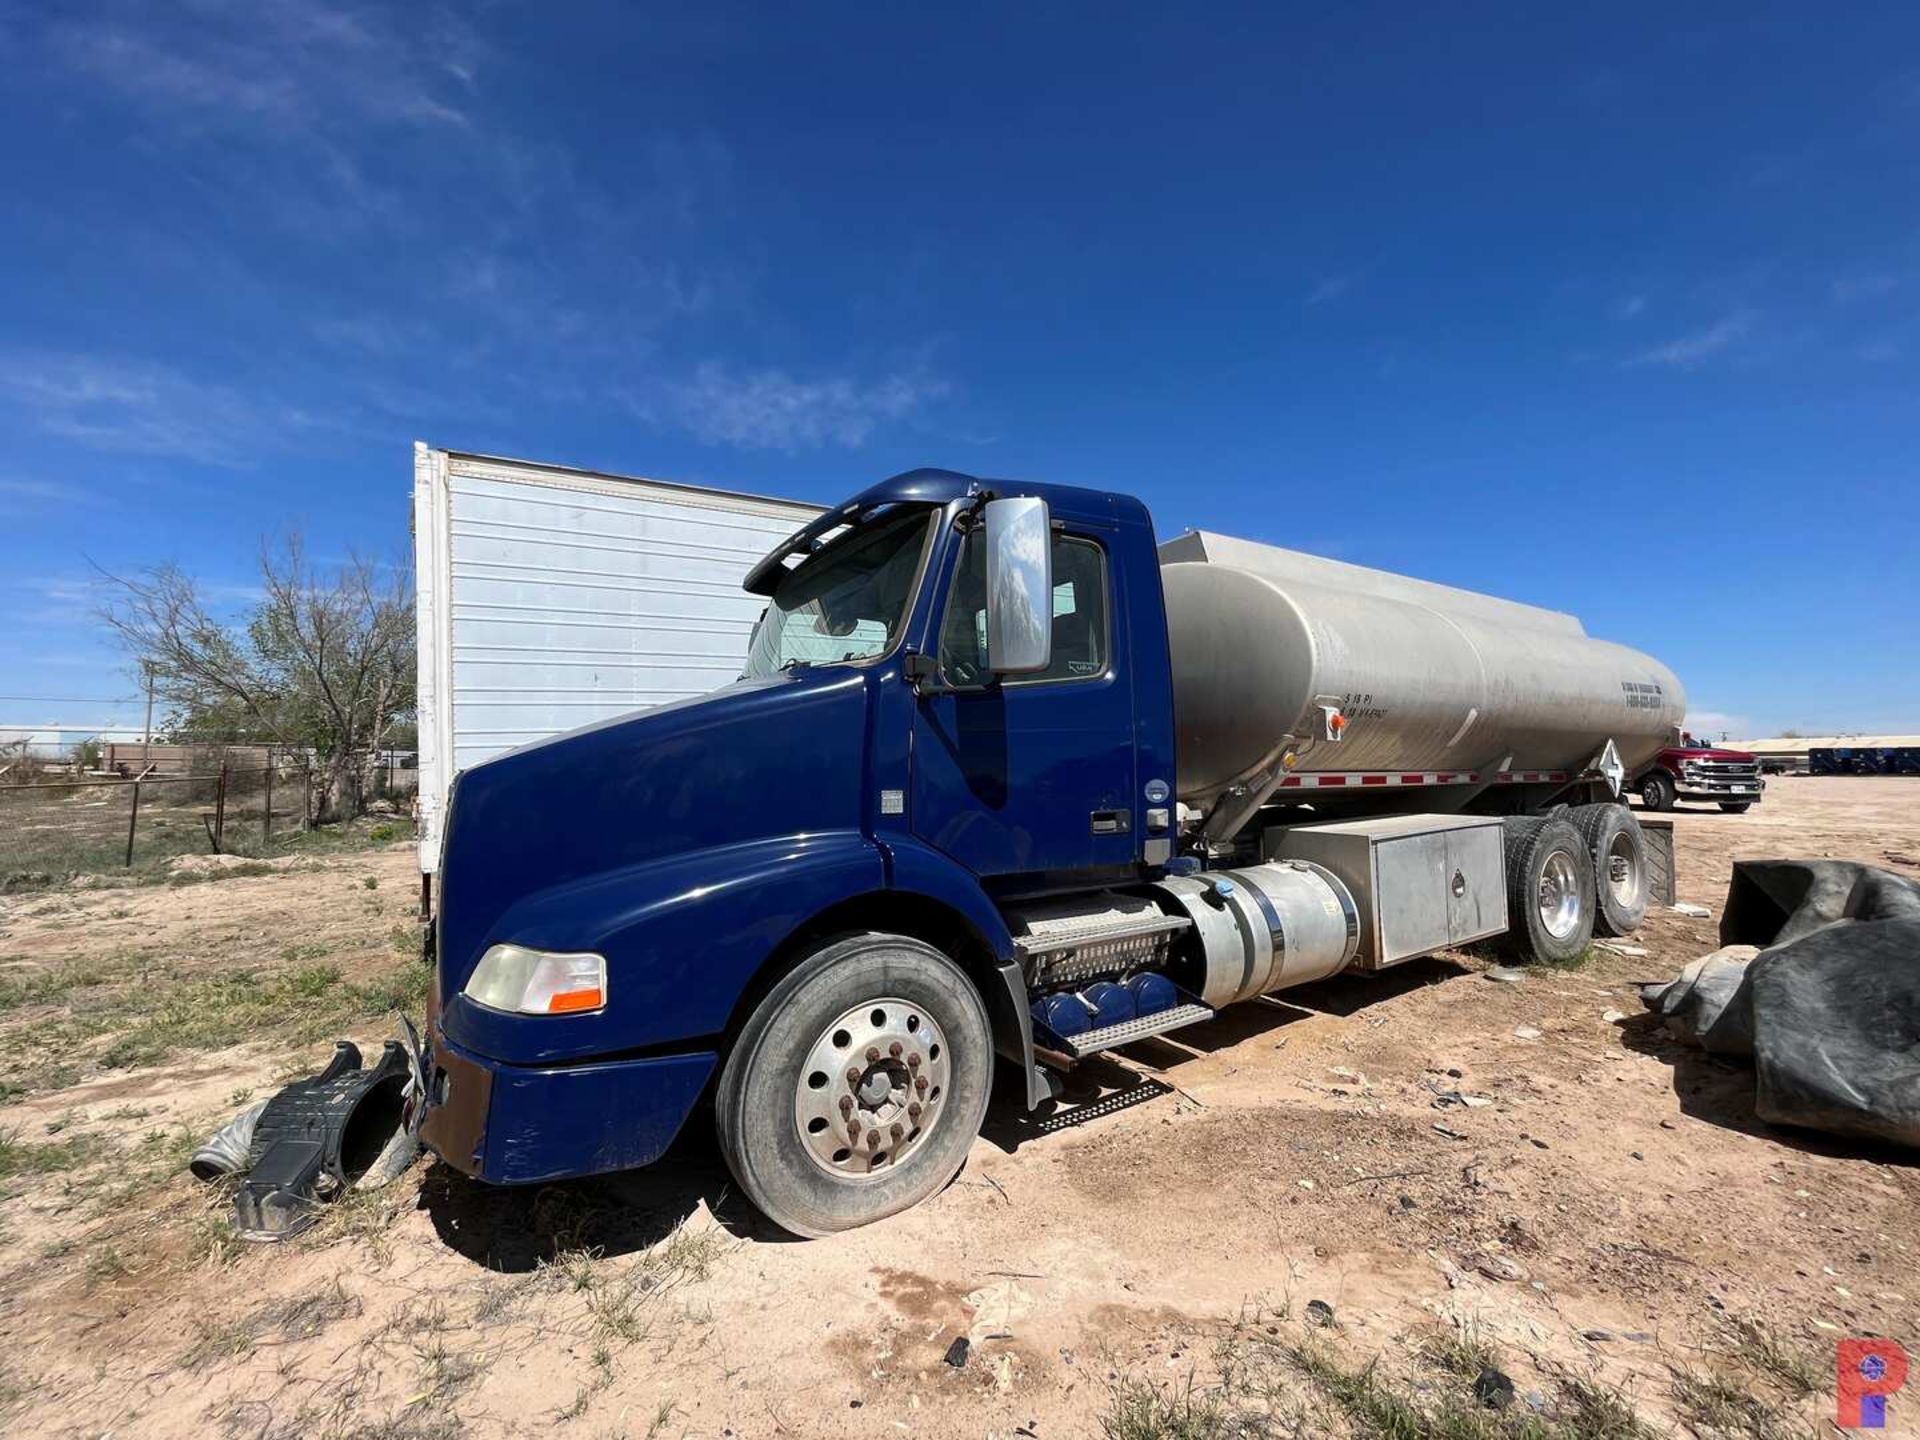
715;932;992;1237
1718;802;1752;814
1638;771;1676;812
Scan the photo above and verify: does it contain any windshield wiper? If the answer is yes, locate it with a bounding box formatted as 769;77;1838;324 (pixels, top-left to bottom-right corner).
779;657;813;673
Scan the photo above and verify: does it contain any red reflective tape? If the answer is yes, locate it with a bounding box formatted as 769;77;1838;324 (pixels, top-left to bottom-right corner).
1361;775;1388;786
1399;774;1422;783
1317;775;1348;786
1436;772;1455;783
1277;775;1301;788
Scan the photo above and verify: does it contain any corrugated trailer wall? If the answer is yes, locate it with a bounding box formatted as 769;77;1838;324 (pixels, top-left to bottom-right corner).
412;445;822;874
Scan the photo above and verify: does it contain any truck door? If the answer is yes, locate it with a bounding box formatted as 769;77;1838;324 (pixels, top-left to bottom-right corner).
910;520;1139;881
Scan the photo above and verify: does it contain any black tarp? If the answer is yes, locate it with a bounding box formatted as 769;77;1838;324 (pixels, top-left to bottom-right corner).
1641;860;1920;1150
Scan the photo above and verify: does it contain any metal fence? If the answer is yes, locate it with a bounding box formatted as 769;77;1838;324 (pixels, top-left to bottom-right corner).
1;764;314;876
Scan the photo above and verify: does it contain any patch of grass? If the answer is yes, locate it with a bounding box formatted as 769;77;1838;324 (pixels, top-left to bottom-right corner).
0;1126;100;1178
1101;1312;1661;1440
1537;943;1597;972
184;1316;258;1371
167;861;278;888
1102;1375;1230;1440
1668;1365;1807;1440
1722;1316;1822;1399
411;1335;484;1405
84;1244;135;1288
1416;1319;1502;1381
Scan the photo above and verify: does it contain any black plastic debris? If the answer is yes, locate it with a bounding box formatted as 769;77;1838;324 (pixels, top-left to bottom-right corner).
1472;1366;1516;1410
1305;1299;1335;1328
1643;860;1920;1151
194;1035;421;1242
944;1336;971;1369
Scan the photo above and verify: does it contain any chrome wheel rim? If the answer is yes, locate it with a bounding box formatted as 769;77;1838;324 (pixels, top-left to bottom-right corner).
794;996;950;1181
1606;831;1640;911
1537;850;1583;940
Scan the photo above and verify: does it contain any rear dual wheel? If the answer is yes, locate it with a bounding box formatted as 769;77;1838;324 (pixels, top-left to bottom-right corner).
715;932;992;1237
1500;816;1596;963
1571;802;1649;937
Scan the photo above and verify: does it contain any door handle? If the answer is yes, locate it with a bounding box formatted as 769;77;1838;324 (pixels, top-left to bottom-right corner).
1090;809;1131;835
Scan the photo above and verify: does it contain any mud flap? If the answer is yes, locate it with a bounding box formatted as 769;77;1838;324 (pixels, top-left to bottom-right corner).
231;1036;422;1241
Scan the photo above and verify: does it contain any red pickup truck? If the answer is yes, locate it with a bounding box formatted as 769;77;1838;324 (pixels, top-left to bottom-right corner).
1632;739;1764;813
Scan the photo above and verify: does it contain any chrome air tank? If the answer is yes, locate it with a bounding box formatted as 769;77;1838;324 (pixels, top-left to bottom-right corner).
1153;862;1360;1007
1158;531;1685;812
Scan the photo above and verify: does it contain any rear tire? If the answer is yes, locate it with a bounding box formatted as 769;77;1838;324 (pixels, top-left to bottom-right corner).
715;932;992;1237
1638;771;1676;812
1718;802;1751;814
1570;802;1648;936
1500;816;1596;964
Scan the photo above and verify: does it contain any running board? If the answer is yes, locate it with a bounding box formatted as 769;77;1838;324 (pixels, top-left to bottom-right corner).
1040;1001;1215;1060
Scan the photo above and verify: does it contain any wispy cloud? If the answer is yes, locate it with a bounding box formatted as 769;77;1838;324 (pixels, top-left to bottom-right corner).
47;0;481;136
643;364;952;451
0;478;90;515
1617;294;1647;320
1305;276;1352;306
0;352;314;465
1624;312;1752;370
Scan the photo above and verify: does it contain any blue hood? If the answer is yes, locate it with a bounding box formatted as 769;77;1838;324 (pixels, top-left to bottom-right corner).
437;667;870;1001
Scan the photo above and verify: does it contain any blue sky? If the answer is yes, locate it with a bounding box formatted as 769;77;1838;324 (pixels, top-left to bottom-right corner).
2;2;1915;741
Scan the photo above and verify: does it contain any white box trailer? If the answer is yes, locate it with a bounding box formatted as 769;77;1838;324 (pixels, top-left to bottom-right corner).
411;444;822;888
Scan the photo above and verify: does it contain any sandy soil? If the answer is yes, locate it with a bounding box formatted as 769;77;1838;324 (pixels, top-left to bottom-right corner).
1;777;1916;1438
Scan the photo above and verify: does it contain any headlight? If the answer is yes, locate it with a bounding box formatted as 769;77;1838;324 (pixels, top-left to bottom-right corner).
465;944;606;1015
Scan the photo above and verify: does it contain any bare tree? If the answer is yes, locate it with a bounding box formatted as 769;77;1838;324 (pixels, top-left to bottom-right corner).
98;537;414;823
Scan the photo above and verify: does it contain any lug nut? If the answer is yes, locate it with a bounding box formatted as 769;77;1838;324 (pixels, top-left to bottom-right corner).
908;1102;923;1119
914;1076;928;1093
867;1129;881;1149
845;1065;861;1085
865;1046;881;1063
839;1095;854;1115
889;1123;903;1141
907;1053;922;1070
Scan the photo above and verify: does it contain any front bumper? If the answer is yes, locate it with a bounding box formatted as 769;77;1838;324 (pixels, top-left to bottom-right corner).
1676;775;1765;802
418;991;716;1186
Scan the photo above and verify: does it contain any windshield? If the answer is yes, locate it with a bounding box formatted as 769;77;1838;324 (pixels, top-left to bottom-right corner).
741;508;934;678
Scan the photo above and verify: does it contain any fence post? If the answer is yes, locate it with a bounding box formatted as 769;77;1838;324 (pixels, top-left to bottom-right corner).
213;764;228;853
124;779;141;868
264;763;274;845
302;764;312;831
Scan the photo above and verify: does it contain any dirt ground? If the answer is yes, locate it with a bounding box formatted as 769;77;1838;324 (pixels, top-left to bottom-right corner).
1;777;1916;1438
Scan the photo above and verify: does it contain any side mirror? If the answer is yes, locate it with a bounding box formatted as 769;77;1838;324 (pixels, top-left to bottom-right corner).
983;496;1052;675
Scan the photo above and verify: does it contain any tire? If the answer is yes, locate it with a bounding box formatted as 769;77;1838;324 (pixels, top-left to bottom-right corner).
1570;802;1648;937
1500;816;1596;963
1638;771;1676;812
715;932;992;1237
1718;802;1751;814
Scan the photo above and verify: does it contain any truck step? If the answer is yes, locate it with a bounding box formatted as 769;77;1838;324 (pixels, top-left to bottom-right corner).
1042;1001;1214;1059
1013;911;1190;960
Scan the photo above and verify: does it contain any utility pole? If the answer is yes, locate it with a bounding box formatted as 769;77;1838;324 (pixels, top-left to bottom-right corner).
140;663;155;769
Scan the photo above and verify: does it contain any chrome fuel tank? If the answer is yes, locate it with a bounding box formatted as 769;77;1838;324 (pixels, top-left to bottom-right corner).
1158;531;1685;811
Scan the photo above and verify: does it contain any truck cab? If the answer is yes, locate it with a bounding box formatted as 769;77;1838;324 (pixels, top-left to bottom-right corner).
417;466;1678;1236
1632;739;1764;813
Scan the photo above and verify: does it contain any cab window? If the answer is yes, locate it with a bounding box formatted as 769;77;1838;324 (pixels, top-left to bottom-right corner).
938;530;1109;685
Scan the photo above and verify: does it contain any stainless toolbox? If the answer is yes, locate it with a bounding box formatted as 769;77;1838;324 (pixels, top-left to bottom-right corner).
1264;814;1507;969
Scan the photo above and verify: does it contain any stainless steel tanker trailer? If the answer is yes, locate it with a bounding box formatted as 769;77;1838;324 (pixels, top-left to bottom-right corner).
415;466;1690;1233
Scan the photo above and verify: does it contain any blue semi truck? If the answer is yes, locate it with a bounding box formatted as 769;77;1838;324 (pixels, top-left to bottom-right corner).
416;468;1684;1234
